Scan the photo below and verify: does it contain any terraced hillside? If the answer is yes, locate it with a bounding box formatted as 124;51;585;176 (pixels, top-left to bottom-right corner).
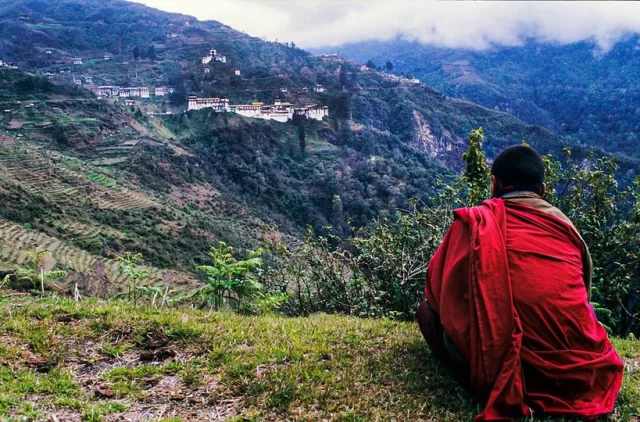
0;70;283;295
0;144;159;210
0;219;195;296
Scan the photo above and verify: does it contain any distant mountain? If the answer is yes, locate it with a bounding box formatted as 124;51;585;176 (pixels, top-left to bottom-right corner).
325;37;640;159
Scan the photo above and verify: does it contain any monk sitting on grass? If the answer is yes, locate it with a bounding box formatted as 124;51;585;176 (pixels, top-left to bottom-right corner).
417;145;624;421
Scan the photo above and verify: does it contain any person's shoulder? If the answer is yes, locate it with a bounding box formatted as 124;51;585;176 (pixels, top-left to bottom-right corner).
505;196;575;227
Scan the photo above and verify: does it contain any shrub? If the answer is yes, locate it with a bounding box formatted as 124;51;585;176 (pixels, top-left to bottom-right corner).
175;242;289;314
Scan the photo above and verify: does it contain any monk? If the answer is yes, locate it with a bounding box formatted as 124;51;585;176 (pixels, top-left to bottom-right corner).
417;145;624;421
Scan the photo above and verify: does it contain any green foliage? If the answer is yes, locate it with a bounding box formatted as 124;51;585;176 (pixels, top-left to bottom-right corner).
461;127;490;205
116;252;150;306
7;250;67;294
298;123;306;153
85;171;116;188
264;203;450;319
181;242;271;313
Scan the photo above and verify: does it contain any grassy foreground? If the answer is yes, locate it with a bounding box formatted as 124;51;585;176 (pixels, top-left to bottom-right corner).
0;296;638;422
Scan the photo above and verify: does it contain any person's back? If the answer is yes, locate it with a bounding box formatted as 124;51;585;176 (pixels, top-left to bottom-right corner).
417;146;624;421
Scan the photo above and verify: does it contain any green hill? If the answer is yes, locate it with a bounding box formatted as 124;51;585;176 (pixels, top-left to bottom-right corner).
0;0;636;297
0;295;638;421
326;38;640;160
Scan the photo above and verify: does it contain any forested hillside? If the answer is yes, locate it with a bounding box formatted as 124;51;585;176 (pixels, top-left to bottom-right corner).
329;37;640;159
0;0;638;310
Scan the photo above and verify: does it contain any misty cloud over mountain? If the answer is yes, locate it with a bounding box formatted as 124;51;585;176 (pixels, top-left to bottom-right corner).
134;0;640;51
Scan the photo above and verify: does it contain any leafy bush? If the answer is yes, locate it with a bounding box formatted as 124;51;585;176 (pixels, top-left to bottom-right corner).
116;252;150;306
176;242;289;314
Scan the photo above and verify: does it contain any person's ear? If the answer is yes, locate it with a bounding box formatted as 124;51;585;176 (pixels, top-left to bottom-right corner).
540;183;546;197
491;175;498;197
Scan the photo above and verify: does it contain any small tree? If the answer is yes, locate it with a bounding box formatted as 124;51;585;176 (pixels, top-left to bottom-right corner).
298;124;306;153
385;61;393;71
193;242;264;310
117;252;149;306
339;66;348;87
461;128;490;205
11;250;67;295
132;46;141;61
147;45;157;62
365;60;376;69
332;194;345;236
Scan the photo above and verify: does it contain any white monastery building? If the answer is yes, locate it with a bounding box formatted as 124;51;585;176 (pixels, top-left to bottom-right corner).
154;87;169;96
188;96;230;112
187;96;328;122
202;49;227;65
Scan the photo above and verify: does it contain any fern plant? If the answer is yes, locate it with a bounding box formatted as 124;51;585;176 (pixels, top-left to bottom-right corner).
12;250;67;295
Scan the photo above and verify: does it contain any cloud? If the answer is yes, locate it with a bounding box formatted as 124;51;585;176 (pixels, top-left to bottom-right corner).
132;1;640;51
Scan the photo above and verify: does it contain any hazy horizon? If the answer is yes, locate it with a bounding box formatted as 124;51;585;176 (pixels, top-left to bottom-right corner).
131;1;640;52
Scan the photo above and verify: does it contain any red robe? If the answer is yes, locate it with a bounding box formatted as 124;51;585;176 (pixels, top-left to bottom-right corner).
425;198;624;421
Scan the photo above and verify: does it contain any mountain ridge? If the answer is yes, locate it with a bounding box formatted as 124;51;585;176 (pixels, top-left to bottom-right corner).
322;37;640;159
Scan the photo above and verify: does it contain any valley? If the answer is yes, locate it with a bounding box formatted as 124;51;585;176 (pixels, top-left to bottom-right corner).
0;0;598;299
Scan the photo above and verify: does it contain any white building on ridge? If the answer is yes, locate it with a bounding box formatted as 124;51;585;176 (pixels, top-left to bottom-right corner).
188;96;230;112
202;48;227;64
187;96;328;123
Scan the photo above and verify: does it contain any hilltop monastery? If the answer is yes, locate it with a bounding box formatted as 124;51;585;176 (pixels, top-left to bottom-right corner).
188;96;328;122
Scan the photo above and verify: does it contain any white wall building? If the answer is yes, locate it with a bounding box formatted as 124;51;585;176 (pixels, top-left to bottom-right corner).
90;86;120;97
295;105;329;121
189;96;328;123
188;96;231;112
314;85;326;93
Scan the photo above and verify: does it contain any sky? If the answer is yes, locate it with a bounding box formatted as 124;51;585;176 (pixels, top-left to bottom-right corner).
132;1;640;51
